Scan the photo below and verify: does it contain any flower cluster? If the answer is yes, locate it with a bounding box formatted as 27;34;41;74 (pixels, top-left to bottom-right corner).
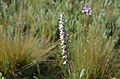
59;12;69;65
82;6;92;15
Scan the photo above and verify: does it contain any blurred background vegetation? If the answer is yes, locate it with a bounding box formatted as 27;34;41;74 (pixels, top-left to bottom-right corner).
0;0;120;79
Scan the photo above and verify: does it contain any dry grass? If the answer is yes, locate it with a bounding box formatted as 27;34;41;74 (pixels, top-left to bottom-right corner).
69;22;120;79
0;26;59;77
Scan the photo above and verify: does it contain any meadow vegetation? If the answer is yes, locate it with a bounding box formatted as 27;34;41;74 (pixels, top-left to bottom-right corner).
0;0;120;79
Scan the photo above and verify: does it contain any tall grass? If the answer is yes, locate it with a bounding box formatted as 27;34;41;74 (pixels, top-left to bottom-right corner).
0;25;59;78
0;0;120;79
69;21;120;79
68;0;120;79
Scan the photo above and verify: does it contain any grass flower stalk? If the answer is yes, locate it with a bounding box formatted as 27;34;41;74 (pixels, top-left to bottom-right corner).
59;12;71;78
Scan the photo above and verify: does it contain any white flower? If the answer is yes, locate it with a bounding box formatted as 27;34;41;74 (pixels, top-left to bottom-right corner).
62;55;68;59
63;61;67;65
59;12;70;66
61;45;67;49
61;50;67;55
